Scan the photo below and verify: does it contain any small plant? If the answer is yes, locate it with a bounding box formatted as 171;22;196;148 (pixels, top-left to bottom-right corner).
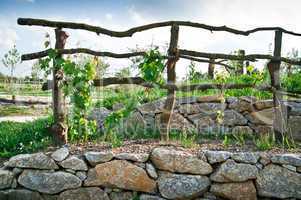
170;130;198;148
223;135;231;147
254;134;276;151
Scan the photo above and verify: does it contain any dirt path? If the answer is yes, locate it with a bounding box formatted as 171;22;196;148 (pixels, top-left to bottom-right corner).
0;115;47;122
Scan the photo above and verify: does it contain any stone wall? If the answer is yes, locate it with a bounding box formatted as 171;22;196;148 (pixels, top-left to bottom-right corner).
96;95;301;140
1;147;300;200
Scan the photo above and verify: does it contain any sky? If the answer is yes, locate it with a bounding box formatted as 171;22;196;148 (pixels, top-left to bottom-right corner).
1;0;301;78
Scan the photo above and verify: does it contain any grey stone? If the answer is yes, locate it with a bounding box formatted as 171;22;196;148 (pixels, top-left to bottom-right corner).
197;95;223;103
158;172;210;199
84;168;102;186
259;153;271;166
210;181;257;200
109;191;133;200
205;151;232;164
297;166;301;173
139;194;166;200
124;111;147;131
0;189;43;200
18;170;81;194
254;100;274;110
228;96;255;113
178;104;202;115
256;164;301;199
89;107;111;130
51;147;69;162
198;103;226;114
75;171;87;181
222;110;248;126
12;168;23;176
138;99;163;114
246;108;273;125
231;152;260;164
94;160;156;193
151;147;213;175
0;170;14;189
84;151;114;166
59;156;88;171
231;126;253;135
115;153;149;162
271;154;301;167
285;101;301;116
5;153;58;170
59;187;110;200
210;159;258;182
288;116;301;141
146;163;158;179
155;112;196;133
282;164;297;172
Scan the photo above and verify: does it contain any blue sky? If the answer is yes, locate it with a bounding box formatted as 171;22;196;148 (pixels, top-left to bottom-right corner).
1;0;301;77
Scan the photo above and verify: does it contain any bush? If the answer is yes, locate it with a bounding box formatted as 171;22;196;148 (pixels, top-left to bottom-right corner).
0;117;53;157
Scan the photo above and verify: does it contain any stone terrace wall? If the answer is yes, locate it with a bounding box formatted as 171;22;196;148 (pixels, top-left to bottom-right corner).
0;147;300;200
99;96;301;140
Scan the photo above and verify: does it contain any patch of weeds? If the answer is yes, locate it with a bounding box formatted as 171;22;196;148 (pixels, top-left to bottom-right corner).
0;116;54;157
170;130;198;148
253;134;276;151
223;135;231;147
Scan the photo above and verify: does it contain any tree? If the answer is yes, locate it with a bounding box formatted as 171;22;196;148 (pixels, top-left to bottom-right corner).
31;61;43;81
2;45;21;100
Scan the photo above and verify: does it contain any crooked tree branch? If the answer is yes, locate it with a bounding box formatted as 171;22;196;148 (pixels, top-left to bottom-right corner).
42;77;301;98
179;49;301;65
21;48;148;61
179;55;234;72
18;18;301;37
21;48;301;66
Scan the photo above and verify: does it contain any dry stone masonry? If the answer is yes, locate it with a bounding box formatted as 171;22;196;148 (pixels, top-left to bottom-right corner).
0;147;301;200
92;96;301;141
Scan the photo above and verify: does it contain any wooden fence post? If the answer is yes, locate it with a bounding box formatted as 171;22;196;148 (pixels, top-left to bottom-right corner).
160;24;179;141
208;58;215;79
236;49;245;75
51;28;69;145
267;30;287;142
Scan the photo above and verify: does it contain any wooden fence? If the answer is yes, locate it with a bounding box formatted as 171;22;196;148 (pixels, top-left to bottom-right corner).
17;18;301;143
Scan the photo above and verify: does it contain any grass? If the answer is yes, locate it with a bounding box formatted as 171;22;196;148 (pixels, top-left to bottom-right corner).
0;117;54;158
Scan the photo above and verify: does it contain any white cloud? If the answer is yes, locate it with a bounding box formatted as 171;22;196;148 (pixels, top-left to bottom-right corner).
0;27;19;49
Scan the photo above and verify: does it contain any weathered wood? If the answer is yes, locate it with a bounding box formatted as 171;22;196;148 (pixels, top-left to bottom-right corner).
160;24;179;141
236;49;245;75
208;58;215;79
18;18;301;37
21;49;147;61
180;55;233;73
51;28;68;145
267;30;287;142
179;49;301;65
0;97;48;105
21;47;301;67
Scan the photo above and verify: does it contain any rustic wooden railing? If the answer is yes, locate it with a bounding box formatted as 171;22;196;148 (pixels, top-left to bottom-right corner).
18;18;301;143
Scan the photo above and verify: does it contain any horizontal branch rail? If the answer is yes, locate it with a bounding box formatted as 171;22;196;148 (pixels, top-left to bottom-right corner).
179;55;234;71
22;47;301;66
179;49;301;65
42;77;301;98
21;48;147;61
18;18;301;37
